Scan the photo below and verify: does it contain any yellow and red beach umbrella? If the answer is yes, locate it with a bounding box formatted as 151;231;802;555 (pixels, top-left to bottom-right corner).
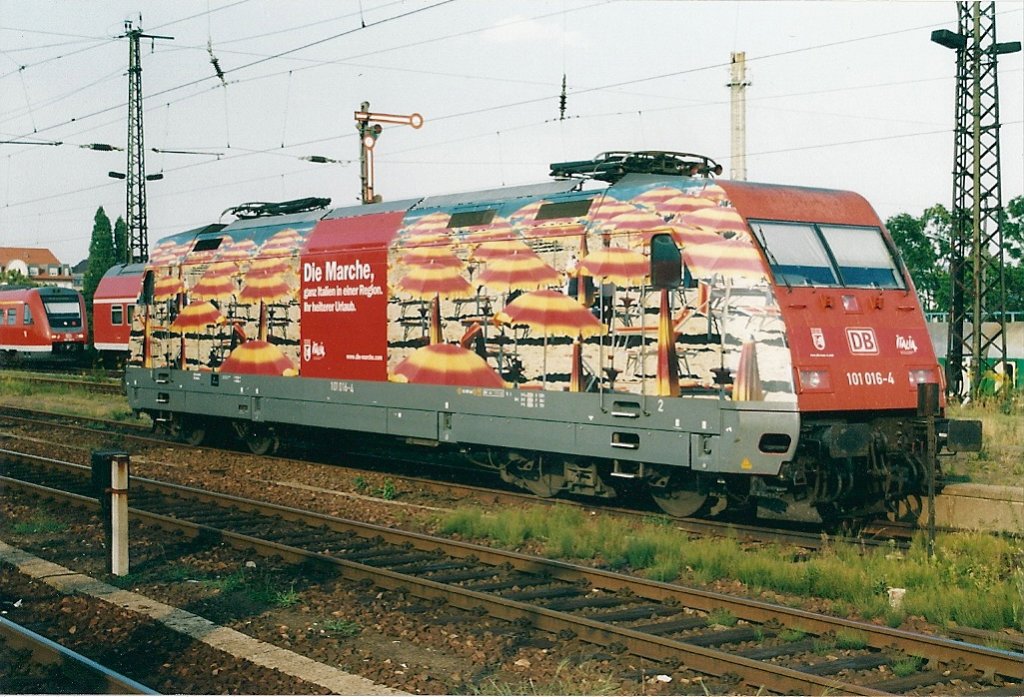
247;256;294;277
169;301;225;333
579;246;648;285
220;339;296;376
634;186;685;211
478;251;561;294
681;235;765;281
397;246;463;268
680;205;747;235
170;301;226;370
239;270;294;305
497;289;605;339
191;263;239;303
153;275;185;302
259;228;303;255
216;238;259;262
398;212;450;239
659;194;717;221
733;340;764;401
656;289;680;398
471;239;533;261
497;289;606;388
393;343;504;388
460;219;517;243
394;260;473;344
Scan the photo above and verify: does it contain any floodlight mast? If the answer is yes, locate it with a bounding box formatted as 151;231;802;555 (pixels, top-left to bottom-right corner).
931;2;1020;400
354;102;423;204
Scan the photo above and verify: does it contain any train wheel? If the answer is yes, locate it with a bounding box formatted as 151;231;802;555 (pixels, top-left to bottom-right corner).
647;468;711;518
501;454;564;498
234;422;279;456
180;420;207;447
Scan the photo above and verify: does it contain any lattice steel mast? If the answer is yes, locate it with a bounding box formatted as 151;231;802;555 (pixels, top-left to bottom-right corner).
120;21;171;263
931;2;1020;399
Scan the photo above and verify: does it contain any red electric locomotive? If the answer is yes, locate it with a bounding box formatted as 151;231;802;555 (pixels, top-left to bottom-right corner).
123;152;981;525
0;285;88;363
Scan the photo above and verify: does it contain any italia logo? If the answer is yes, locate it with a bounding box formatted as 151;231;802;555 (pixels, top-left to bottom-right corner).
846;327;879;355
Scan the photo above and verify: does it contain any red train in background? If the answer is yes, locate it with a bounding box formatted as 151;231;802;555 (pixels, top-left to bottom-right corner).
93;263;146;359
0;285;88;364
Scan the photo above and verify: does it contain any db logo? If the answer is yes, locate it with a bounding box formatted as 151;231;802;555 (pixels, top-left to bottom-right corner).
846;328;879;355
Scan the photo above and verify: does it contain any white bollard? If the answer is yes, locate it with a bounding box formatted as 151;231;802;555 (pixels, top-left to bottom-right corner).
887;587;906;610
109;454;130;577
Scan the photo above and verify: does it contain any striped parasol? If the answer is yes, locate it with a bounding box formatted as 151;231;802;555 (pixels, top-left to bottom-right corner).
680;205;747;235
169;301;225;333
247;256;293;277
459;219;517;243
395;258;473;344
239;270;294;305
398;212;450;239
220;339;296;376
397;246;464;268
497;289;606;388
658;195;717;221
153;275;185;302
216;238;259;261
497;289;606;338
191;263;239;303
681;234;765;281
733;340;764;401
634;186;685;211
170;301;226;370
471;239;533;261
259;228;303;255
393;343;504;388
579;246;648;285
478;251;561;294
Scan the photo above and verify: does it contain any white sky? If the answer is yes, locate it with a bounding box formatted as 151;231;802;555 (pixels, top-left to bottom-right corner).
1;0;1022;265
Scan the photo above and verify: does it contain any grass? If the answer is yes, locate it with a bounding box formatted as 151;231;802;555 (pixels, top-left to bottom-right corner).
321;618;361;637
470;659;620;696
0;375;147;425
11;514;68;534
944;398;1024;486
437;506;1024;632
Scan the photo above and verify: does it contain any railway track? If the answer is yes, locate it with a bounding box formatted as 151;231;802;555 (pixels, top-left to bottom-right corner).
0;615;156;694
3;448;1021;696
0;405;913;552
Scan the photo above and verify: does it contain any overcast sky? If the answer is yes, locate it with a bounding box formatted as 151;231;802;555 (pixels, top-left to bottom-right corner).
1;0;1022;264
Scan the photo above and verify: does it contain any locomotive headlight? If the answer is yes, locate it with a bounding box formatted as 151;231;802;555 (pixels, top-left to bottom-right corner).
908;367;939;386
797;368;832;392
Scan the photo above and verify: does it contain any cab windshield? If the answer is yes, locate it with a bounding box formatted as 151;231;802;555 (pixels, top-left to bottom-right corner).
750;220;905;290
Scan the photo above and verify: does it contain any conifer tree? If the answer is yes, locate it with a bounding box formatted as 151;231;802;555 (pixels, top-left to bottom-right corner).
113;215;128;265
82;206;116;306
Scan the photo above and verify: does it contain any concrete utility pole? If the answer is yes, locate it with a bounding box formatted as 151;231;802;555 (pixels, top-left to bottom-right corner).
931;2;1020;400
727;52;750;181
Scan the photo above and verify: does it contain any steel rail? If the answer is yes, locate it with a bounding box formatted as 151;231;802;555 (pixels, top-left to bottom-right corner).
0;615;158;694
3;452;1022;693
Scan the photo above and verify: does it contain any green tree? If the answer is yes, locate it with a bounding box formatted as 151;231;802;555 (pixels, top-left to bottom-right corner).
113;215;128;265
886;207;950;312
82;206;116;306
1002;194;1024;312
0;268;37;287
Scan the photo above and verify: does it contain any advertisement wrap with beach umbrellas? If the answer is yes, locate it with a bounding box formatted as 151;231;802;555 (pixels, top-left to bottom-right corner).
137;179;791;402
